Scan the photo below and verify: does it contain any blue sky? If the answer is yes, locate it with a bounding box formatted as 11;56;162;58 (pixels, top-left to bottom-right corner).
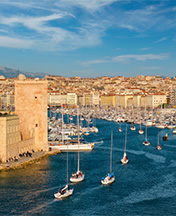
0;0;176;78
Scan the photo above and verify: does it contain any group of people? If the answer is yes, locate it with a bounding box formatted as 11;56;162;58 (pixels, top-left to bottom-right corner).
7;156;18;162
72;171;83;178
19;150;34;158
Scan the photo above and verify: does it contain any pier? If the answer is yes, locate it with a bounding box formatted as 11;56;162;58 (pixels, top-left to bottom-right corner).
0;149;60;172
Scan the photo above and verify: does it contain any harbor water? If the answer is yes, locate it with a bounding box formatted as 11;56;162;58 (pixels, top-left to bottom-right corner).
0;119;176;215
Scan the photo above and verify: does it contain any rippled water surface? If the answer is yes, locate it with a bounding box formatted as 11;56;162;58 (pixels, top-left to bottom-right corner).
0;119;176;215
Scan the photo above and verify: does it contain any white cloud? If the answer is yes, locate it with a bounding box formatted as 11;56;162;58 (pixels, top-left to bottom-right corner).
112;53;169;62
153;37;167;44
0;36;34;48
81;59;108;66
140;67;163;70
141;47;151;51
81;53;169;66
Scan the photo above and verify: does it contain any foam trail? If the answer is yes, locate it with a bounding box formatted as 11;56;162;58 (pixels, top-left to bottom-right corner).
145;152;166;163
122;174;176;204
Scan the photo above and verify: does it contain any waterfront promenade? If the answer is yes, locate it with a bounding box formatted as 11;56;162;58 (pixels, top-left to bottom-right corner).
0;149;61;172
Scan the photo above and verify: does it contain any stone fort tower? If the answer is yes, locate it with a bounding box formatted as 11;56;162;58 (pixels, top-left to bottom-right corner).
15;79;48;151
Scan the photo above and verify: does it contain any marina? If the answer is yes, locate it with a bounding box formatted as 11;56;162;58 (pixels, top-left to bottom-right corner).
0;116;176;215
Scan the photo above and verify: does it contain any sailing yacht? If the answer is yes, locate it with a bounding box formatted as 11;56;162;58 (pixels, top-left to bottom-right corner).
138;111;144;134
118;122;122;132
70;107;85;183
54;143;73;199
130;125;136;131
101;132;115;185
143;125;150;146
121;124;129;164
156;129;162;150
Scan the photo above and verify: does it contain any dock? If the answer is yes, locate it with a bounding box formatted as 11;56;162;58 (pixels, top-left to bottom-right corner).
0;149;61;172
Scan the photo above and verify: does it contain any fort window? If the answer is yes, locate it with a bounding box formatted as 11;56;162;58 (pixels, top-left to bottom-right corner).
35;96;37;99
36;124;38;127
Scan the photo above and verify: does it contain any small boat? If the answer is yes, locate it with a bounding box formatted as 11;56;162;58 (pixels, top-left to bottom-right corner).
101;172;115;185
163;131;168;141
101;132;115;185
143;125;150;146
156;129;162;150
138;129;144;134
119;127;122;132
121;124;129;164
54;138;73;199
173;127;176;134
54;184;73;199
70;107;85;183
130;125;136;131
138;121;144;134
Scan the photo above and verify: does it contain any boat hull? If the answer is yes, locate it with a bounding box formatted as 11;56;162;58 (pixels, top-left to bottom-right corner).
121;158;129;164
143;141;150;146
101;176;115;185
49;143;94;152
70;174;85;183
54;189;73;199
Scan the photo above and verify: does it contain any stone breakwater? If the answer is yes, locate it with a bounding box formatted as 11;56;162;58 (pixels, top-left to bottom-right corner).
0;149;61;172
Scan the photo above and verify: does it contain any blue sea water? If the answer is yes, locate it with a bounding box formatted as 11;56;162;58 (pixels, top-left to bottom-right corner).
0;119;176;215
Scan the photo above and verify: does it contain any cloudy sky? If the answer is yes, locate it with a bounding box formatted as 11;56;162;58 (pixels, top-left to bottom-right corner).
0;0;176;77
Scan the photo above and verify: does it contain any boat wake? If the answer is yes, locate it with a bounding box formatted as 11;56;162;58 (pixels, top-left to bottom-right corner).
164;144;176;148
21;199;57;215
122;174;176;204
145;152;166;163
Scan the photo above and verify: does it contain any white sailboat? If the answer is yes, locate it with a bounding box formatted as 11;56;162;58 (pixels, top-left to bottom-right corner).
156;129;162;150
70;107;85;183
143;125;150;146
54;143;73;199
101;132;115;185
138;110;144;134
118;122;122;132
121;124;129;164
130;124;136;131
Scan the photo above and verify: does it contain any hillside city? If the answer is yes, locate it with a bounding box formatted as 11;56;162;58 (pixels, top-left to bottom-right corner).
0;74;176;110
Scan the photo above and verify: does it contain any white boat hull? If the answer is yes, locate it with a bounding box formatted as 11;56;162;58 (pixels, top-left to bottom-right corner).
70;174;85;183
101;176;115;185
54;189;73;199
138;130;144;134
121;158;129;164
49;143;94;152
143;141;150;146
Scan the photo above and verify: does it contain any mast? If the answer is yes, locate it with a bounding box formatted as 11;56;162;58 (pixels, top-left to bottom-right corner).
145;125;147;140
67;140;68;185
110;131;113;173
157;129;159;146
77;106;80;172
61;104;64;143
124;124;127;154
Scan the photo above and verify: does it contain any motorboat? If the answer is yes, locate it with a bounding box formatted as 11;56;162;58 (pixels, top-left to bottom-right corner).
163;132;168;141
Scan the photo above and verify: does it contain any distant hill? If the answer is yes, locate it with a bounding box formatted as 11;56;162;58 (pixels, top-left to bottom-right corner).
0;65;47;78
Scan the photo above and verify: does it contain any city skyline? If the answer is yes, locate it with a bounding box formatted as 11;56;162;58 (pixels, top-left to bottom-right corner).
0;0;176;78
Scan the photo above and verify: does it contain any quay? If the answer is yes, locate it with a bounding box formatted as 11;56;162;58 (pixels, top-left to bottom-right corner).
0;149;60;172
